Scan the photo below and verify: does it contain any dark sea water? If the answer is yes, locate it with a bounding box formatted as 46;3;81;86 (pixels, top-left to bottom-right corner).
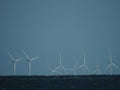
0;75;120;90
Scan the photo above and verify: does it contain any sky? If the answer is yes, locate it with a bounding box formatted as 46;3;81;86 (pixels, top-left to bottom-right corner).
0;0;120;75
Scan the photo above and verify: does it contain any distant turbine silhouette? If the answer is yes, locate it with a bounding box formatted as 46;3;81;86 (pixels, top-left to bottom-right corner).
22;50;39;76
78;54;89;74
8;52;23;75
104;51;120;75
47;62;59;75
68;61;78;75
92;59;101;75
54;53;66;75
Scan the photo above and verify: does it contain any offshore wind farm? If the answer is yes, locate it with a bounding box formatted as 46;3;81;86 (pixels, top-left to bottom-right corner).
1;50;120;90
1;51;120;90
0;51;120;76
0;0;120;89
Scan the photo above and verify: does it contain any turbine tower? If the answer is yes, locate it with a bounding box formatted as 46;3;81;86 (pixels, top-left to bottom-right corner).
104;51;120;75
78;54;89;74
92;59;101;75
8;52;23;75
22;50;39;76
54;53;66;75
68;62;78;75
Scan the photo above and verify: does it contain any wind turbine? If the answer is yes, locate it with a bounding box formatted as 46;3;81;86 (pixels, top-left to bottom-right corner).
47;62;59;75
68;61;78;75
92;59;101;75
54;53;66;75
104;51;120;75
8;52;23;75
78;54;89;74
22;50;39;76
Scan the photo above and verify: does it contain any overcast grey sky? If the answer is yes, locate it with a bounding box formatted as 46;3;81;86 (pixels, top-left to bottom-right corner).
0;0;120;75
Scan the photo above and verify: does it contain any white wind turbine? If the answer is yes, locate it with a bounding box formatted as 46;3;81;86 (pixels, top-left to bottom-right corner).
54;53;66;75
68;61;78;75
8;52;23;75
92;59;101;75
104;51;120;75
47;62;59;75
22;50;39;76
78;54;89;74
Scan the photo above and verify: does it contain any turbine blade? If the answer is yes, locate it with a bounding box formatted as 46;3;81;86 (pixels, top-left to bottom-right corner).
61;66;67;74
22;50;30;59
62;66;66;71
52;68;59;74
31;57;39;61
47;63;58;74
16;58;23;62
51;70;57;73
8;52;15;61
112;63;120;70
104;64;111;72
85;65;89;73
55;66;60;71
109;51;112;63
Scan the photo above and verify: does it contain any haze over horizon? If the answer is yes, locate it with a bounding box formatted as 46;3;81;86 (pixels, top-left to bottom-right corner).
0;0;120;75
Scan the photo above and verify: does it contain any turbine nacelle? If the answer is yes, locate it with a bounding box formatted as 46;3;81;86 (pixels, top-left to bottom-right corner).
22;50;39;75
47;63;59;75
104;51;120;74
92;59;101;75
78;54;89;74
8;52;23;75
47;53;66;75
8;52;23;63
